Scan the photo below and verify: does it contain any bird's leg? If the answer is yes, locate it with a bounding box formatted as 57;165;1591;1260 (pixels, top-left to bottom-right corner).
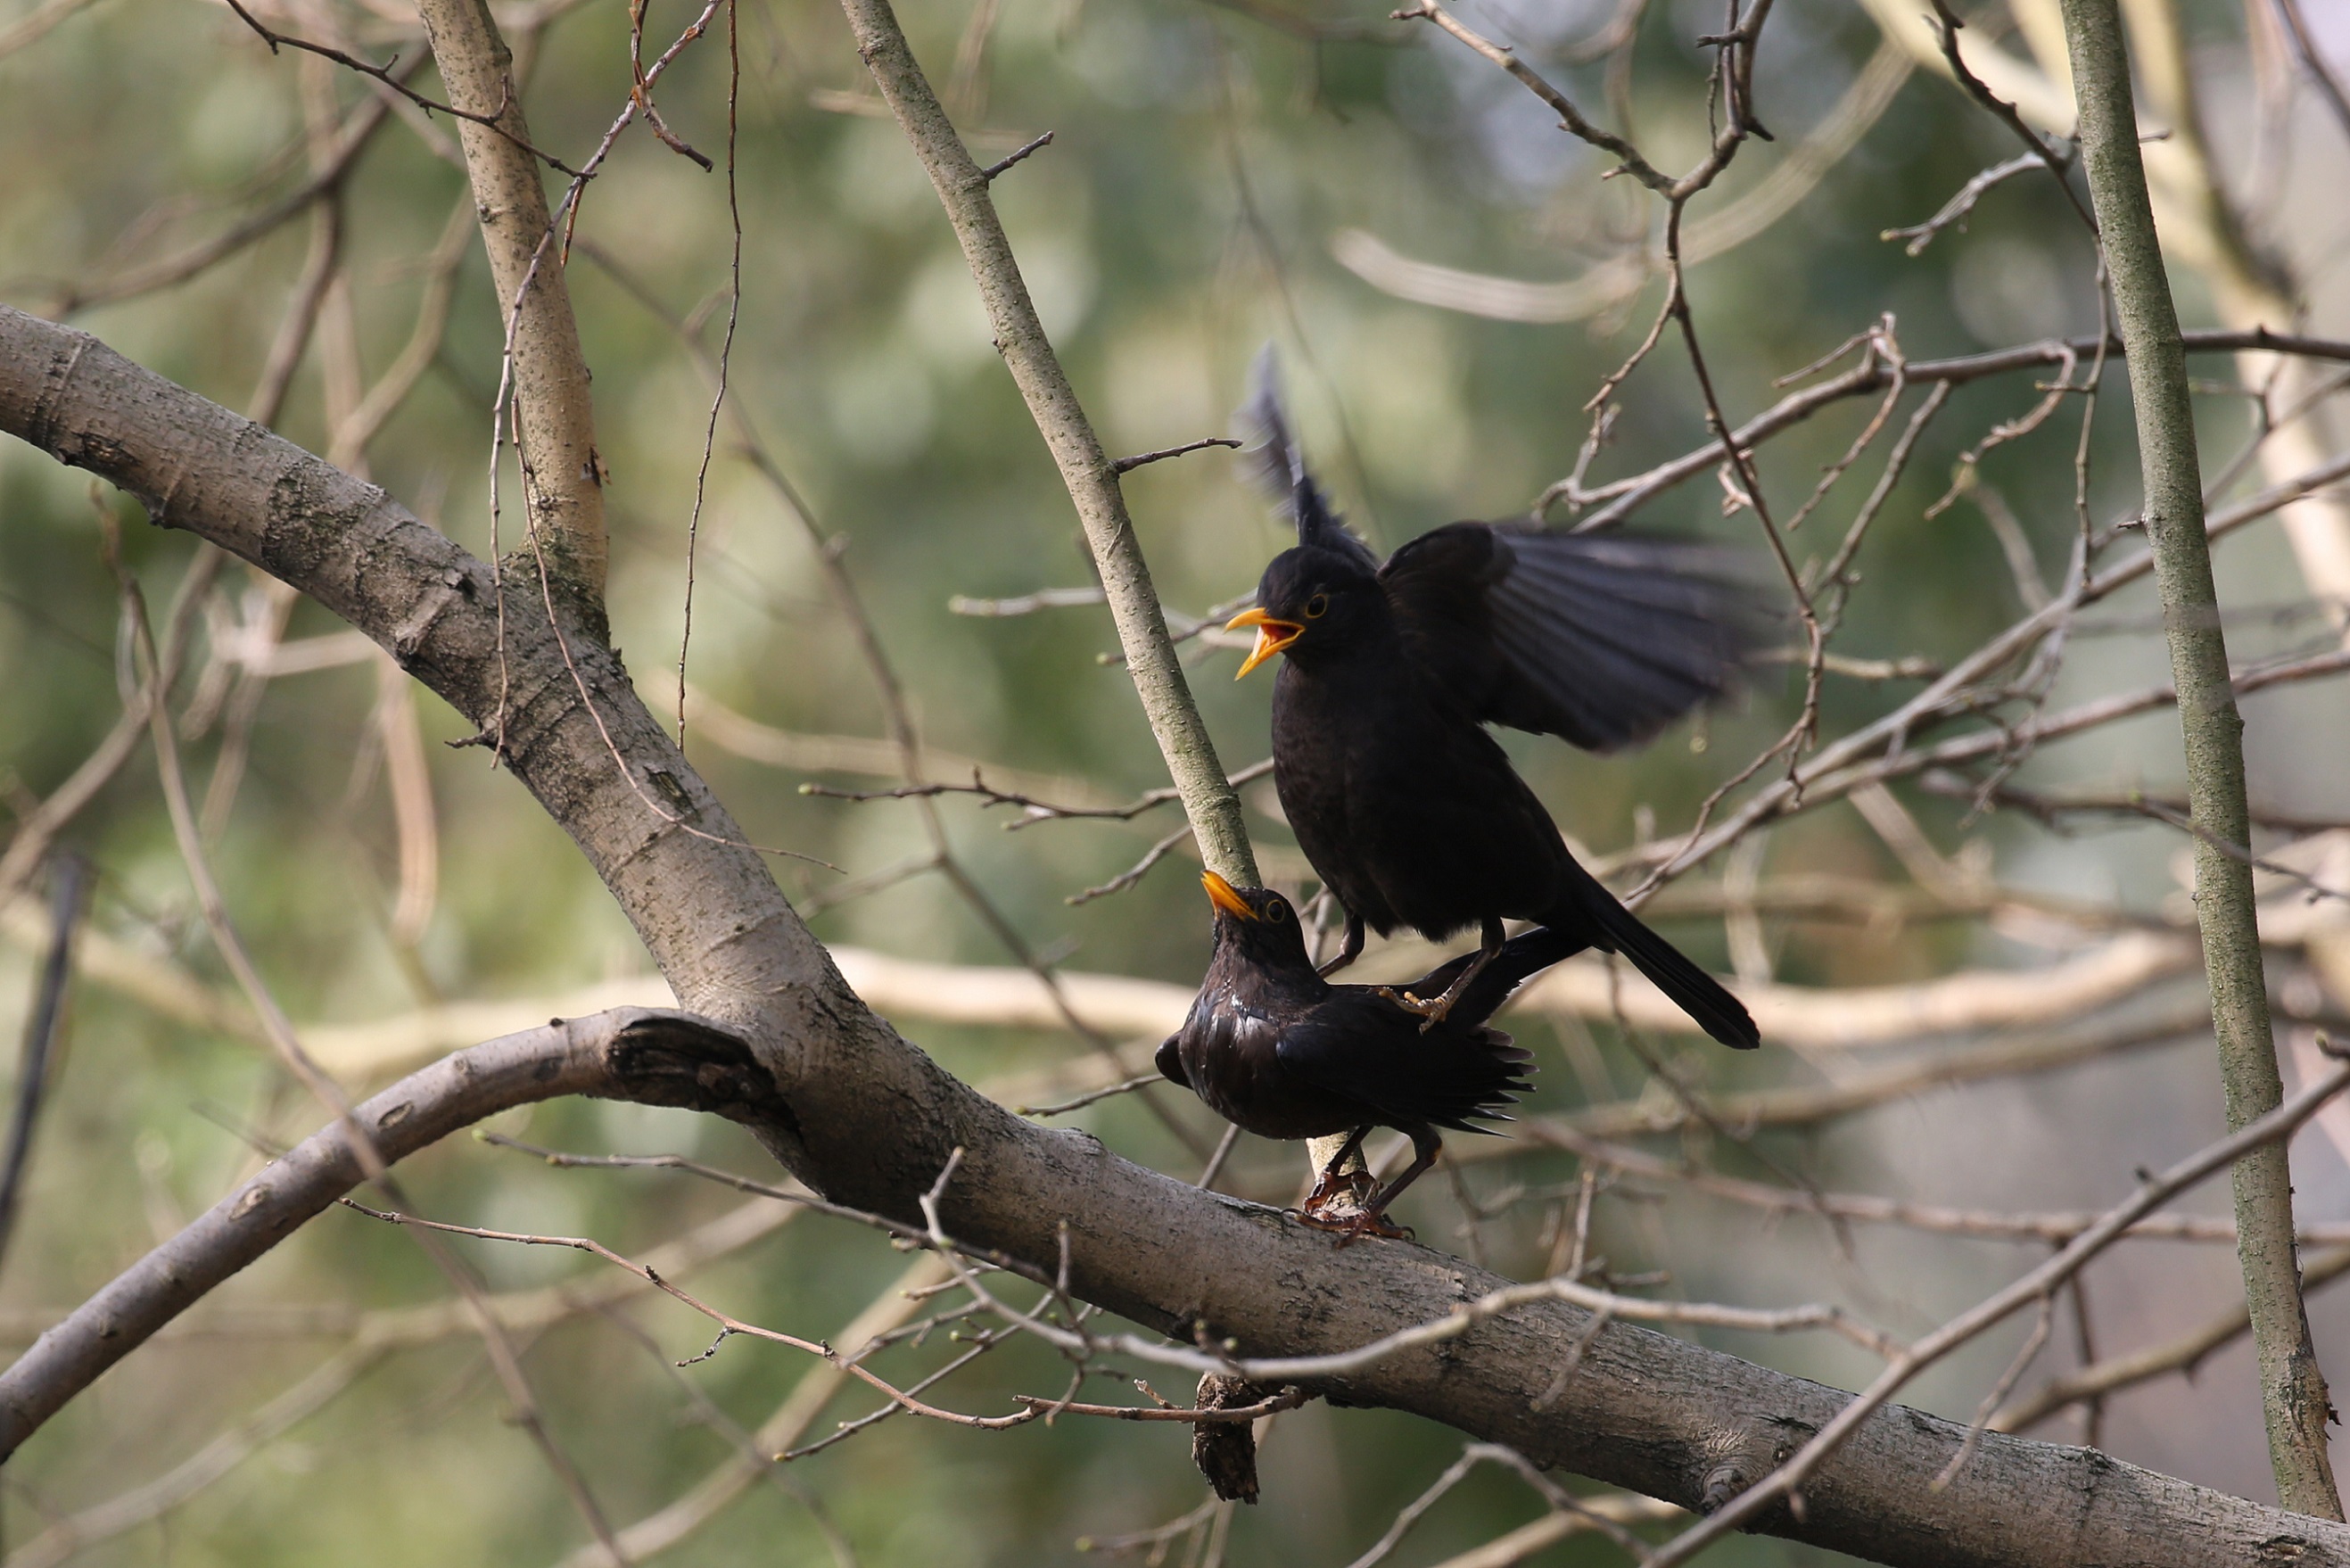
1334;1128;1441;1249
1300;1126;1374;1216
1315;913;1365;978
1385;916;1505;1031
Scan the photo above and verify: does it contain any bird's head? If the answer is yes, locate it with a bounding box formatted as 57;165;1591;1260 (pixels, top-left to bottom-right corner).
1200;871;1315;970
1226;544;1381;679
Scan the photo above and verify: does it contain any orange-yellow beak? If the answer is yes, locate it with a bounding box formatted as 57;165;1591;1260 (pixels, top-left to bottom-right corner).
1226;607;1303;679
1200;870;1257;920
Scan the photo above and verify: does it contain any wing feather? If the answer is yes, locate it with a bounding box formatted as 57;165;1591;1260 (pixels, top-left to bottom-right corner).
1382;521;1773;749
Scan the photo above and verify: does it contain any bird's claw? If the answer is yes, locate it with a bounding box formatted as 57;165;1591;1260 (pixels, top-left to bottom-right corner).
1294;1205;1412;1245
1300;1167;1407;1243
1301;1164;1379;1215
1373;985;1456;1031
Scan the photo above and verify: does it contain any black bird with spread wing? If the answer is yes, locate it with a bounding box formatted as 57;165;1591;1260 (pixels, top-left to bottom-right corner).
1224;354;1765;1049
1156;871;1571;1238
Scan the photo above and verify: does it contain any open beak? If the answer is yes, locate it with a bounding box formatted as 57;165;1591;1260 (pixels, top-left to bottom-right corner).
1226;607;1303;679
1200;870;1257;921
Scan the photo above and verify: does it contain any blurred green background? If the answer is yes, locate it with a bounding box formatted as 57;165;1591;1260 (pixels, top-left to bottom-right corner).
4;0;2349;1562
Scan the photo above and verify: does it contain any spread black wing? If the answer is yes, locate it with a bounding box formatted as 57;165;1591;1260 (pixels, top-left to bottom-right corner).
1238;346;1379;573
1381;521;1769;751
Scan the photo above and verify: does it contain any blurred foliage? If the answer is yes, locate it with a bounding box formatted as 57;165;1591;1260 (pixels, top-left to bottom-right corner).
0;0;2342;1562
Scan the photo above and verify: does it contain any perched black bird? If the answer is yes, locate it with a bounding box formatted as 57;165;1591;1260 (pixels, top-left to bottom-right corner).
1224;356;1764;1049
1156;871;1572;1237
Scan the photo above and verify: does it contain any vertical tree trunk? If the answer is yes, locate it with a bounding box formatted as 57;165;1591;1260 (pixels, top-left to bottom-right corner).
2057;0;2342;1517
414;0;608;607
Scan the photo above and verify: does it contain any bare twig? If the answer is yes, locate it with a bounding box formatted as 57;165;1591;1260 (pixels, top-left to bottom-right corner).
0;855;86;1274
1881;151;2046;254
217;0;582;175
1925;1;2095;235
1112;436;1242;474
978;129;1053;179
1994;1245;2350;1433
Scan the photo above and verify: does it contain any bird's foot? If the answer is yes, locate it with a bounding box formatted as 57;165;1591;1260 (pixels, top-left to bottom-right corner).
1295;1205;1412;1245
1301;1164;1379;1216
1373;985;1458;1031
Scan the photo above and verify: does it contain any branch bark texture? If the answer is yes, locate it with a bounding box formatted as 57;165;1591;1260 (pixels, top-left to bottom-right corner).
2057;0;2341;1519
413;0;607;601
8;302;2350;1565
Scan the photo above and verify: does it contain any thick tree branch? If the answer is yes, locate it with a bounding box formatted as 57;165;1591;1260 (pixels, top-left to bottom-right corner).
2057;0;2341;1517
7;304;2350;1565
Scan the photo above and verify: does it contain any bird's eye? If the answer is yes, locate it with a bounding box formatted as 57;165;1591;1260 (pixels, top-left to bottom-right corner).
1304;593;1330;619
1266;899;1290;922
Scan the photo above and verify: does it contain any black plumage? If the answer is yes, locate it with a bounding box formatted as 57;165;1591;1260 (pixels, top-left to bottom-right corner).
1225;355;1764;1049
1156;871;1571;1237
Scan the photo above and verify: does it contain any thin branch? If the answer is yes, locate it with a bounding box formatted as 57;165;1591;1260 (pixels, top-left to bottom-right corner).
0;546;221;902
0;855;85;1274
42;86;404;315
417;0;609;598
1542;1125;2350;1250
1017;1074;1161;1118
978;129;1053;179
837;0;1260;889
1882;151;2045;255
0;1009;771;1459
1994;1245;2350;1433
217;0;583;176
1925;1;2096;235
1112;435;1241;474
2271;0;2350;146
1548;326;2350;525
1389;1;1672;192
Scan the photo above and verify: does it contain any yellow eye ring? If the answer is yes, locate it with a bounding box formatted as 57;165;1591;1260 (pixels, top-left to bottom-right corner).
1304;593;1330;618
1266;899;1290;922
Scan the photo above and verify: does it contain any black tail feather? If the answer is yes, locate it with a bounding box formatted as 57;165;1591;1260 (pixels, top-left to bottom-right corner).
1583;897;1759;1049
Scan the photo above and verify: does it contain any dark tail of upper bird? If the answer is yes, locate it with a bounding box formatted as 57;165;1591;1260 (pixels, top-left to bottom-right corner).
1570;884;1760;1049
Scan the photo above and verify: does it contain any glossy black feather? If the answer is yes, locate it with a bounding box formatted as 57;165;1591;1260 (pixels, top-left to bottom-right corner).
1381;522;1768;751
